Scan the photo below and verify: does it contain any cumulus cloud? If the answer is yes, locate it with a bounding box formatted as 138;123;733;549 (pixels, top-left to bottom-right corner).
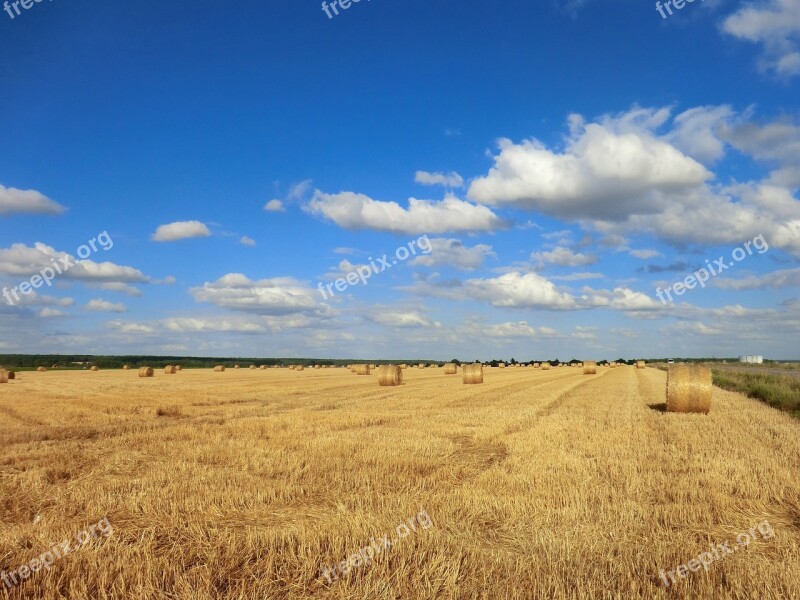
0;184;66;216
365;308;439;328
152;221;211;242
463;272;578;310
468;107;711;220
414;170;465;188
723;0;800;77
666;105;737;164
190;273;334;317
240;235;256;247
306;191;505;234
484;321;558;338
714;267;800;290
264;199;286;212
410;238;495;270
0;243;149;283
39;308;68;318
85;299;126;313
531;246;597;267
628;248;664;259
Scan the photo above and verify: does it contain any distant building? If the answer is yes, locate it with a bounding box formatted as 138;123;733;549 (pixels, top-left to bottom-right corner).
738;355;764;364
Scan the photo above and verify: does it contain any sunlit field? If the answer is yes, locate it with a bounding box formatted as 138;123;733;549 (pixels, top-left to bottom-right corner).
1;365;799;599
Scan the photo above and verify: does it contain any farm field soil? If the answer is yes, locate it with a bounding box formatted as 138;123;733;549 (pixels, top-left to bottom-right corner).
1;367;799;599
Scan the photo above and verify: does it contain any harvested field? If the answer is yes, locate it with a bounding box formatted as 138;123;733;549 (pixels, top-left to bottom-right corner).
0;367;798;599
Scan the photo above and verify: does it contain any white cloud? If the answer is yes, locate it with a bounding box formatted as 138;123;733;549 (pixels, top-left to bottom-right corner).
86;299;126;313
723;0;800;77
306;191;505;235
531;246;597;267
91;282;143;296
464;272;578;310
468;107;711;220
628;248;663;259
485;321;536;337
190;273;334;317
264;199;286;212
714;267;800;290
333;247;358;255
366;309;439;328
152;221;211;242
107;320;156;334
0;184;66;216
162;318;267;334
666;105;736;164
550;272;605;281
39;308;68;318
240;235;256;247
0;243;149;283
410;238;495;271
414;170;465;188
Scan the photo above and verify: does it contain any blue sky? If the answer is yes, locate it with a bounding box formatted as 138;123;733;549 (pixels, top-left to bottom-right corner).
1;0;799;360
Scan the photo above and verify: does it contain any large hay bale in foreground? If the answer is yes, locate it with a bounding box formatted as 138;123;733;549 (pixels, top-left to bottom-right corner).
0;371;7;384
636;360;646;369
353;364;370;375
377;365;403;386
37;367;47;372
443;363;458;375
583;361;597;375
165;365;177;374
667;365;712;414
138;366;154;378
541;363;551;371
214;365;226;372
462;363;483;384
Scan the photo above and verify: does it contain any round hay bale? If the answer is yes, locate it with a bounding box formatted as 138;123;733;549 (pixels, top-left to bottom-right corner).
443;363;458;375
7;371;15;380
175;366;182;371
250;365;257;370
667;365;711;414
314;365;322;369
583;361;597;375
260;365;267;370
296;365;305;372
138;366;154;378
353;364;370;375
214;365;226;372
90;366;99;372
234;365;240;369
541;363;551;371
0;371;7;384
123;365;130;370
377;365;403;386
165;365;177;374
418;363;425;369
462;363;483;385
636;360;646;369
36;366;47;372
498;363;506;369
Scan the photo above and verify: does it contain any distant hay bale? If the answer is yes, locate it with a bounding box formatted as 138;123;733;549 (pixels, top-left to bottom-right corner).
353;364;370;375
314;365;322;369
250;365;257;370
261;365;267;370
667;365;712;414
583;361;597;375
636;360;646;369
377;365;403;386
443;363;458;375
175;366;182;371
234;365;240;369
400;364;408;369
165;365;177;375
37;367;47;372
7;371;15;380
214;365;226;372
138;366;154;378
498;363;506;368
418;363;425;369
462;363;483;385
296;365;305;371
90;366;99;372
541;363;551;371
122;365;130;370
